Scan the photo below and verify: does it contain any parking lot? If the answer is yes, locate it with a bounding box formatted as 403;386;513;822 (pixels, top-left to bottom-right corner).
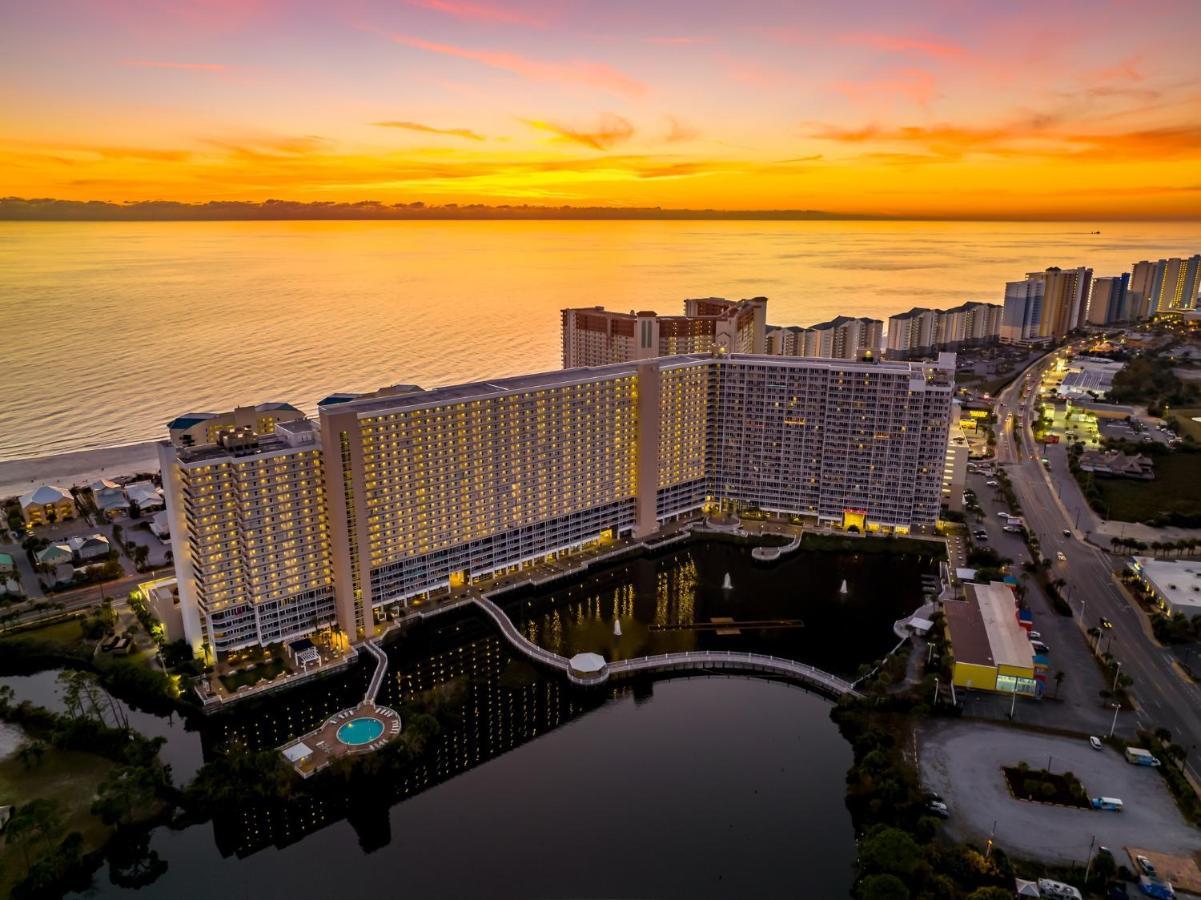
920;721;1201;863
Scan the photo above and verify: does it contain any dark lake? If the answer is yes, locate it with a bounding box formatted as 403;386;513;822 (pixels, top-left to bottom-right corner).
3;540;936;898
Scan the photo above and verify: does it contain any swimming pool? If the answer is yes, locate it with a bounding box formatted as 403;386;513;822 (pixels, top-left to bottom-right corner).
336;717;385;746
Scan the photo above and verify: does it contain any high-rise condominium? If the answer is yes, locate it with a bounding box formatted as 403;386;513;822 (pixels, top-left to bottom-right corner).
560;297;767;367
161;352;955;658
764;315;883;360
1000;266;1092;343
1086;274;1131;325
885;302;1002;359
1129;255;1201;315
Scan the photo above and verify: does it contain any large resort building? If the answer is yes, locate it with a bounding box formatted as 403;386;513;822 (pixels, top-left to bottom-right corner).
161;351;956;660
885;302;1002;359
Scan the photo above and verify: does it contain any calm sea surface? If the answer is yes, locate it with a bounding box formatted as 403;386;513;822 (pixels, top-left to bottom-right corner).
1;220;1198;461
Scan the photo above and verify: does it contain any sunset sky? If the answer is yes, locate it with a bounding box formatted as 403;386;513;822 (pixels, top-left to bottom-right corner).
2;0;1200;218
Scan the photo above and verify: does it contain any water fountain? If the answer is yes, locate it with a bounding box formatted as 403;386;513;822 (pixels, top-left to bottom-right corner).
839;579;848;595
722;572;733;590
613;618;622;637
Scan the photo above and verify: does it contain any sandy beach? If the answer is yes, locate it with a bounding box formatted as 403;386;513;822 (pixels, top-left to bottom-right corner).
0;442;160;499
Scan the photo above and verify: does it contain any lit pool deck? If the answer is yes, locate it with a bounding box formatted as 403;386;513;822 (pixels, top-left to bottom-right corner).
280;701;402;778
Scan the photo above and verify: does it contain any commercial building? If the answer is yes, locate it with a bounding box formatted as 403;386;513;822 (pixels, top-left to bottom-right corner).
163;352;954;656
945;581;1039;696
19;484;76;527
1000;267;1093;344
1129;557;1201;616
1055;356;1126;400
886;302;1003;359
765;315;883;360
560;297;767;367
1086;274;1131;325
1130;255;1201;315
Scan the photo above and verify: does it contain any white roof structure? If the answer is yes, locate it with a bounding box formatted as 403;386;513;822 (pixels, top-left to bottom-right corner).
1132;556;1201;615
20;484;71;508
36;542;72;565
282;742;313;762
151;510;170;538
968;582;1034;669
68;534;110;556
569;652;607;674
126;481;164;511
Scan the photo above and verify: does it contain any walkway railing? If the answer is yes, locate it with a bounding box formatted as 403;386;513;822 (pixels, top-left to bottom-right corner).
362;639;389;702
470;596;860;698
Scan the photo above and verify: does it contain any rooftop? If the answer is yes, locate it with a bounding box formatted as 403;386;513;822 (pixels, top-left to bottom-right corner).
946;582;1033;670
1133;556;1201;613
20;484;72;507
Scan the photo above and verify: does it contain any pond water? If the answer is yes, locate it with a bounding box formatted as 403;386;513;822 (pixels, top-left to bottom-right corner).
37;540;929;897
503;540;935;675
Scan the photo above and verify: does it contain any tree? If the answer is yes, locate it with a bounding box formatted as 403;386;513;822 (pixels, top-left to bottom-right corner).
16;740;47;770
859;826;923;878
859;873;910;900
966;889;1012;900
1154;726;1173;744
6;798;65;873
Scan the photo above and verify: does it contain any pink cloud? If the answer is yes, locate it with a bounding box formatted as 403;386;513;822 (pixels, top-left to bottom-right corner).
403;0;545;27
835;68;938;108
121;59;228;72
838;31;967;61
645;36;712;46
388;33;645;96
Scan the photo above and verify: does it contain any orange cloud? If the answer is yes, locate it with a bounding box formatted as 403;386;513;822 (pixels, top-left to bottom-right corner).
838;32;967;60
373;120;486;141
403;0;545;26
813;120;1201;162
387;33;645;96
663;116;699;143
523;114;634;149
121;59;228;72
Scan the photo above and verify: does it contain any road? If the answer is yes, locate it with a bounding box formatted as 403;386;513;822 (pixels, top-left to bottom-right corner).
993;349;1201;783
1;569;155;632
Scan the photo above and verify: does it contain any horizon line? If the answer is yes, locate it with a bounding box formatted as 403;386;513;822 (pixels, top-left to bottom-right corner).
1;198;1198;223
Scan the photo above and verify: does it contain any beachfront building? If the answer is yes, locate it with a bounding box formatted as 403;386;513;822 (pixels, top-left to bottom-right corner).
945;581;1040;696
167;402;305;448
1129;557;1201;616
560;297;767;367
764;315;883;361
163;351;954;655
91;479;130;519
1000;267;1093;344
886;302;1002;359
1086;274;1131;326
158;418;336;658
1130;255;1201;316
19;484;76;527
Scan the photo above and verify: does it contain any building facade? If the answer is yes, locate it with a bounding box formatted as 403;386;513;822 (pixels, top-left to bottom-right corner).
1086;274;1131;325
560;297;767;367
1129;255;1201;315
1000;267;1093;344
163;353;955;655
885;302;1002;358
764;315;883;361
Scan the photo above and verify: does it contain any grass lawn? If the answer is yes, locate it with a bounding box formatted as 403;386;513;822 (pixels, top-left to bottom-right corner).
1;617;87;647
0;748;116;895
1169;407;1201;443
1094;452;1201;522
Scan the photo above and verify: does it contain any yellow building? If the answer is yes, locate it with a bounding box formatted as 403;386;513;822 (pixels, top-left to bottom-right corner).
19;484;76;527
945;582;1038;695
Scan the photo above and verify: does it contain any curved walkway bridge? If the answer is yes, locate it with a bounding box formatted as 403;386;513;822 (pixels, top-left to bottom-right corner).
471;596;861;699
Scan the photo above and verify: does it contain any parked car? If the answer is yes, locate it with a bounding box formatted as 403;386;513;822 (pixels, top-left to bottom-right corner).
997;511;1011;518
1136;855;1157;877
1090;736;1103;751
1062;529;1072;537
925;800;949;818
1032;640;1051;654
1057;551;1067;561
986;479;999;487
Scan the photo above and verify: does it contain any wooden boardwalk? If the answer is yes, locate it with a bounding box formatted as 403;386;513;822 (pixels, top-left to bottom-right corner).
470;596;861;699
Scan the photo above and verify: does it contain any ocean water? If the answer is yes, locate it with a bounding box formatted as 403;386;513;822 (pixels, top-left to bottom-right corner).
1;219;1197;461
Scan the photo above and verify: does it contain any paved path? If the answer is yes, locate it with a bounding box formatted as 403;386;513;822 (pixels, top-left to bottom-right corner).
470;595;861;698
362;639;389;702
920;720;1201;863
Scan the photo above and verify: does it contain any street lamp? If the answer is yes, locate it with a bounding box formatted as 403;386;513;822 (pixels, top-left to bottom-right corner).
1108;702;1121;738
1111;660;1123;693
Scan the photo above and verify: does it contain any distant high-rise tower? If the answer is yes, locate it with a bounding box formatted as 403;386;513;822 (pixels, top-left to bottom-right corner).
1086;274;1131;325
1130;255;1201;314
1000;266;1092;343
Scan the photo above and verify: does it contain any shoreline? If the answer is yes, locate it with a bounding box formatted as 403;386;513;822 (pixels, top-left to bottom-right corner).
0;441;160;498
